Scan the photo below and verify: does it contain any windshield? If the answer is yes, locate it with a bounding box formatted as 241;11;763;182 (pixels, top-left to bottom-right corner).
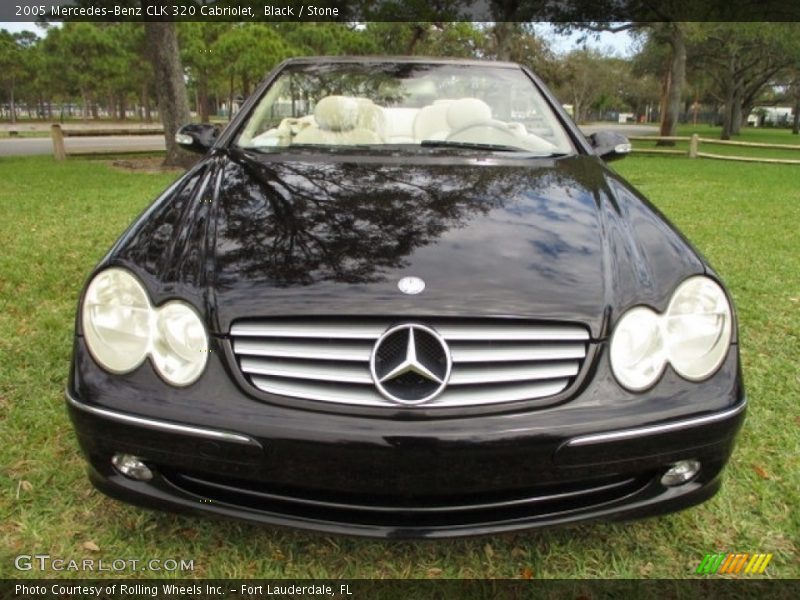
235;62;574;155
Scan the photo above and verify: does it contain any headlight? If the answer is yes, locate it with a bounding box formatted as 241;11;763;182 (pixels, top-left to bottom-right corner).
609;307;667;391
82;268;151;373
665;276;732;380
610;276;733;391
81;268;208;385
151;301;208;386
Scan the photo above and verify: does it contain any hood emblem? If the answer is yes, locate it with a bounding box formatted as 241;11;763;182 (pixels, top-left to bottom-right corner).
398;276;425;295
370;324;452;405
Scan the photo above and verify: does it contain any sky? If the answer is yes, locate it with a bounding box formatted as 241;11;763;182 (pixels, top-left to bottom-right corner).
0;21;635;57
536;25;635;57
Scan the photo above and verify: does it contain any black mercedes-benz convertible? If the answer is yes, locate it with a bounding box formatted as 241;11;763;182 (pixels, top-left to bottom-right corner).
67;57;745;538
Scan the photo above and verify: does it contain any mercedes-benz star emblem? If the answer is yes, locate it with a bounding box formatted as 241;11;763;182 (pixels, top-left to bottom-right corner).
370;324;452;405
398;276;425;295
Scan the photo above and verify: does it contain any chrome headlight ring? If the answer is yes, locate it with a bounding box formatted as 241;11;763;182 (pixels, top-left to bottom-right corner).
610;276;733;392
82;268;208;386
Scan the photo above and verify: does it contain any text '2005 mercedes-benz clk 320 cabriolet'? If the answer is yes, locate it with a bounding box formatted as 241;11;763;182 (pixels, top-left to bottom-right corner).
67;57;745;538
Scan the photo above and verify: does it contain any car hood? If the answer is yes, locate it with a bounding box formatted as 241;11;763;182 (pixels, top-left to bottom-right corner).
110;150;705;339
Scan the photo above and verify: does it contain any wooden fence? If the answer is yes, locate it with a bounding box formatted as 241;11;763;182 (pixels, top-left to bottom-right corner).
628;134;800;165
45;125;800;164
50;124;164;160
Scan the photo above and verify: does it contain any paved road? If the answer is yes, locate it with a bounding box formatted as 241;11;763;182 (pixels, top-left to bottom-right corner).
0;135;166;156
0;124;659;156
581;124;658;136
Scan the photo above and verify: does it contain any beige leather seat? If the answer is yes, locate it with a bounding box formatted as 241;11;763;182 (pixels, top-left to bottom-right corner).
251;115;315;147
446;98;494;133
293;96;383;145
382;108;419;143
412;99;454;141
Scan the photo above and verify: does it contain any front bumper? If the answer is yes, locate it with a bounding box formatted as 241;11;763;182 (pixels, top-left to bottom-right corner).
67;339;746;539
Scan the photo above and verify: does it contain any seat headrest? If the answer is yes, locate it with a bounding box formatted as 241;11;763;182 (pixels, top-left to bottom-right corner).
446;98;492;131
314;96;360;132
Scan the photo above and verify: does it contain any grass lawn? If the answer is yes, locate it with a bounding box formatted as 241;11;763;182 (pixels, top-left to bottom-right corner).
0;155;797;579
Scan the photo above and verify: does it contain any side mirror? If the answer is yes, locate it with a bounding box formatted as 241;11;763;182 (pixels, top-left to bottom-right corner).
175;123;220;154
588;131;632;162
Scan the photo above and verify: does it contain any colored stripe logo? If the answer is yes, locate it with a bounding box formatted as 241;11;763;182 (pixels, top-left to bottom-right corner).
696;553;773;574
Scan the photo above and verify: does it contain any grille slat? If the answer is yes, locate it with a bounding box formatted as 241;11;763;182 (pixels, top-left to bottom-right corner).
230;318;589;408
449;342;587;363
241;357;373;384
232;321;385;339
250;375;572;408
233;339;372;362
449;361;579;385
231;320;588;341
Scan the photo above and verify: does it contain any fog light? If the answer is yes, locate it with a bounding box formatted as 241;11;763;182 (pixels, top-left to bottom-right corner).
111;453;153;481
661;460;701;487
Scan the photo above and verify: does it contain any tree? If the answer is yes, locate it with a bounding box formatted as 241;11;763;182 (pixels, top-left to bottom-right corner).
180;23;230;121
103;23;151;121
690;23;800;139
41;23;122;119
277;22;377;56
15;32;51;119
556;48;620;123
483;23;555;80
215;24;297;118
143;18;192;167
0;29;23;123
566;22;691;145
653;23;687;143
790;70;800;134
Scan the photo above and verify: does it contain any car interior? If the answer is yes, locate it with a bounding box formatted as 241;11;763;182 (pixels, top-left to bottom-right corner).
249;94;561;153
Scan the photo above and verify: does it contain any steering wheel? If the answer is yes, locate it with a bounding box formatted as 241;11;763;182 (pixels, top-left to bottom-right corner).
448;121;559;153
446;121;513;141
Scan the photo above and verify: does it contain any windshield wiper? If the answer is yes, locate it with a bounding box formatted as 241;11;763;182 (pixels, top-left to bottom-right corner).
420;140;524;152
420;140;568;157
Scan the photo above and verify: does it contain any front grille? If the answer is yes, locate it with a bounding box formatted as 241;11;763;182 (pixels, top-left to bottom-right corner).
163;469;649;529
230;317;590;408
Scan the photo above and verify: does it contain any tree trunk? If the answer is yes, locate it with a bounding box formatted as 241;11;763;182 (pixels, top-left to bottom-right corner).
721;82;735;140
492;22;515;61
9;81;15;124
657;54;670;129
141;80;152;122
657;25;686;147
792;91;799;134
741;101;755;130
405;24;426;55
228;72;235;121
143;16;193;167
720;53;737;141
731;96;742;136
197;76;210;122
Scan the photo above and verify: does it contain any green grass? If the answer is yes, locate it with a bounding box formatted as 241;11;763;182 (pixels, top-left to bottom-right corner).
0;155;797;579
631;125;800;161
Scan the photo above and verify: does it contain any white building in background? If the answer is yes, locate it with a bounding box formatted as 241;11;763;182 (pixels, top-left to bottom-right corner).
747;106;793;127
